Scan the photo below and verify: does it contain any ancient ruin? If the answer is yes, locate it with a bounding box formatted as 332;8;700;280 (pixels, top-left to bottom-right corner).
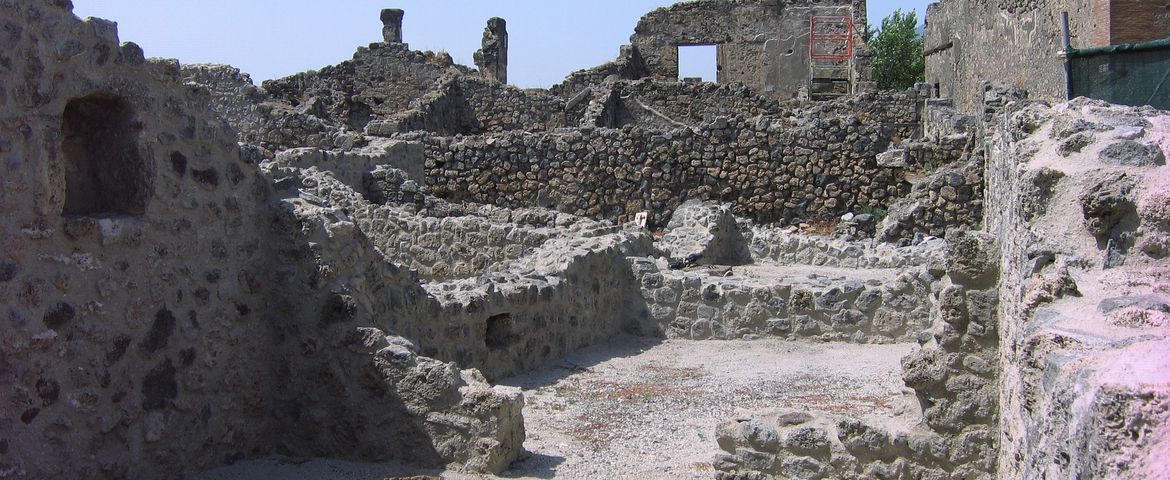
1;0;1168;479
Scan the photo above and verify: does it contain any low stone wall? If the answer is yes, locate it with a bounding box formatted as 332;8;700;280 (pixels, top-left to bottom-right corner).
714;230;1002;479
747;228;942;269
631;259;935;343
273;164;656;381
422;112;909;228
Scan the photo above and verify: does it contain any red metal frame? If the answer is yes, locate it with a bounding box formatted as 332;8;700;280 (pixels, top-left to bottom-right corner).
809;16;854;62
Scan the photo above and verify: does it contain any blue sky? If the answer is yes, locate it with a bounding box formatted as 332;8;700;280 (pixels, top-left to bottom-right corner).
70;1;932;88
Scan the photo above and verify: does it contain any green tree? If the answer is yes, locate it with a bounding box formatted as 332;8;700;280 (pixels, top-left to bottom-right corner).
867;10;925;91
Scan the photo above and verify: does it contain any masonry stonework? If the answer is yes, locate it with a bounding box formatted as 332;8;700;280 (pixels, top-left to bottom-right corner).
3;1;1168;478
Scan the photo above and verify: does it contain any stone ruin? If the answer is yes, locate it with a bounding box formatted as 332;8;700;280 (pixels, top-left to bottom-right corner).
1;0;1168;479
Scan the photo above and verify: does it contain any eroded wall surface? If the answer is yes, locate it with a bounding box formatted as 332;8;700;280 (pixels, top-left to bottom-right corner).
0;3;276;477
984;97;1170;479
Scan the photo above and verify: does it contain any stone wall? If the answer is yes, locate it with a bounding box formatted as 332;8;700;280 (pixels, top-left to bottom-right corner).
983;98;1170;479
876;134;984;243
181;64;363;152
747;228;942;269
549;45;650;98
604;80;789;129
272;165;656;380
0;4;528;476
421;95;920;229
924;0;1103;113
713;230;1003;479
631;259;935;344
262;42;468;132
630;0;869;99
0;4;279;477
370;75;570;136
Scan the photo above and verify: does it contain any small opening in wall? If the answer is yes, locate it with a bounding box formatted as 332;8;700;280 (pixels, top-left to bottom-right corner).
485;313;514;350
678;44;718;82
61;94;150;217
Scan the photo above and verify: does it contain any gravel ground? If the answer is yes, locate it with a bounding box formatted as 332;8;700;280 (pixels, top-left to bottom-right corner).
197;336;917;480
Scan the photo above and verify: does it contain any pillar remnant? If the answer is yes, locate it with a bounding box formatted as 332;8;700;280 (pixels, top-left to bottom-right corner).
474;17;508;83
381;9;404;44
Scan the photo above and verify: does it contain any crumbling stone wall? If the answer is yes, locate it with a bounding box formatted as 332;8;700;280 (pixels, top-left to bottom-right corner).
549;45;650;98
1;4;529;477
713;229;1002;479
603;80;789;129
630;0;869;99
0;3;276;477
876;133;984;243
271;165;656;380
631;259;936;343
983;97;1170;479
182;64;363;151
369;75;571;136
421;105;913;229
747;228;942;269
474;17;508;84
262;42;468;132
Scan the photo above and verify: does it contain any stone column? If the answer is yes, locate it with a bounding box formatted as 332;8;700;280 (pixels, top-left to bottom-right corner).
381;9;404;44
473;17;508;83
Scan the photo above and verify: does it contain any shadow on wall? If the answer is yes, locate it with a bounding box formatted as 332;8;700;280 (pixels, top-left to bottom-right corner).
61;93;152;217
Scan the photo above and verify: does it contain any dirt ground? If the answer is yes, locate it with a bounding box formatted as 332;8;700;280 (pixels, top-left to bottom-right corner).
196;336;917;480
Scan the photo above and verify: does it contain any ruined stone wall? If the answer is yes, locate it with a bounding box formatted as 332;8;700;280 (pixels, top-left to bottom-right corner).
606;80;789;128
630;0;868;99
549;45;650;98
181;64;363;152
262;42;467;132
747;228;941;268
0;4;277;477
631;259;935;343
421;103;916;229
713;230;1002;479
367;75;570;136
983;98;1170;479
1;5;532;476
261;167;524;472
923;0;1104;113
274;165;656;381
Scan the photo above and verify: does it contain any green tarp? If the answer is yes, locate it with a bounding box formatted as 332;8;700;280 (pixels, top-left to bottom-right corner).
1067;38;1170;111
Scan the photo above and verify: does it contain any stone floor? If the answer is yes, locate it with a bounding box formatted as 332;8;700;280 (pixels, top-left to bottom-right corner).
197;336;918;480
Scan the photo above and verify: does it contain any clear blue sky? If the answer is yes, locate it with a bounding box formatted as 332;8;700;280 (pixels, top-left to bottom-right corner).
70;1;932;88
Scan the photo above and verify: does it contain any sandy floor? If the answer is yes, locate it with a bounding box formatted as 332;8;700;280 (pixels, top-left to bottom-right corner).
196;336;917;480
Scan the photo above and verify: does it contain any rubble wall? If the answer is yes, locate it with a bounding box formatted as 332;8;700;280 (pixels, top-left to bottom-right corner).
630;259;935;343
262;43;466;132
373;75;571;136
0;3;277;477
606;80;788;129
182;64;363;151
984;98;1170;478
421;108;913;229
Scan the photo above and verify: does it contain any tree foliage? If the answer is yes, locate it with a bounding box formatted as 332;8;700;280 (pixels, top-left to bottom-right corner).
868;10;925;91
